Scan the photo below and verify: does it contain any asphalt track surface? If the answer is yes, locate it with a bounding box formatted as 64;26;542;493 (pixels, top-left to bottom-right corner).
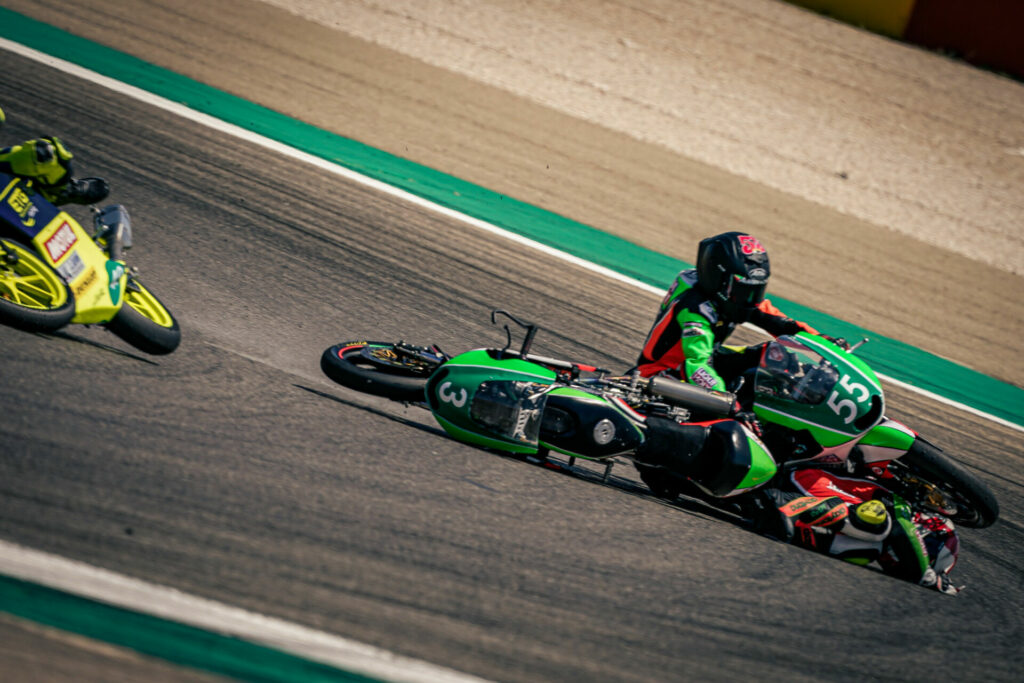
1;51;1023;682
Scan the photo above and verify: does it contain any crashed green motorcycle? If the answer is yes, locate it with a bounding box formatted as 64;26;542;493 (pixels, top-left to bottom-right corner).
320;310;998;528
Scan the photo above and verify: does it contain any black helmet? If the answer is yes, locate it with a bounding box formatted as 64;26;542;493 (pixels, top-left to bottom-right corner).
696;232;770;320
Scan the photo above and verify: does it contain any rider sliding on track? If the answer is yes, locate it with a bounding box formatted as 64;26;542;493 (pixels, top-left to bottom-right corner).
636;232;962;594
751;468;962;594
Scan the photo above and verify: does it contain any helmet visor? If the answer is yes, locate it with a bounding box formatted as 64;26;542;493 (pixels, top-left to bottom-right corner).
728;276;767;307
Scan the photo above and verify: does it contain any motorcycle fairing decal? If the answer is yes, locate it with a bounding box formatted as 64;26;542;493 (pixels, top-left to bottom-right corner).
754;403;857;446
71;267;98;298
105;260;126;306
30;215;123;324
55;250;85;283
0;173;59;239
43;221;77;263
426;351;558;451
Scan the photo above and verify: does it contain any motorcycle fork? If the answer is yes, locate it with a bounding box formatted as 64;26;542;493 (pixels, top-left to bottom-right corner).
889;469;958;517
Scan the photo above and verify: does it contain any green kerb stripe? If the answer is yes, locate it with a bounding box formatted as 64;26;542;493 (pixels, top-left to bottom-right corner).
0;575;380;682
0;7;1020;428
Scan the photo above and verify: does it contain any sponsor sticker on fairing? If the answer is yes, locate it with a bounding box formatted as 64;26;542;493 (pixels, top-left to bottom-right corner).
44;222;78;263
73;268;98;297
55;250;85;282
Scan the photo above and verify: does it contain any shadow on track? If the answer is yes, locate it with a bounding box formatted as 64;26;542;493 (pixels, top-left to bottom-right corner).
297;381;749;528
50;330;162;364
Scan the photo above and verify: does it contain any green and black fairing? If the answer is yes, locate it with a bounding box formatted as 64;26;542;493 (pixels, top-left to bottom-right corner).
539;387;645;459
426;349;558;454
425;348;647;458
636;417;777;498
425;347;775;497
753;333;885;465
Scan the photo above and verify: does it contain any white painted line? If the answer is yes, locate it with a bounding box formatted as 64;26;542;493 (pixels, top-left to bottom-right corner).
1;35;1020;438
0;539;490;683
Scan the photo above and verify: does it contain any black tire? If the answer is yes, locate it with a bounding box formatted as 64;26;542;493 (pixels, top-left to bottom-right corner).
320;341;440;402
0;239;75;332
897;438;999;528
106;277;181;355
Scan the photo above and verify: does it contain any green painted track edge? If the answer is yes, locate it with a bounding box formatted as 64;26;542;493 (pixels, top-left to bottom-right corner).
1;7;1021;427
0;574;380;682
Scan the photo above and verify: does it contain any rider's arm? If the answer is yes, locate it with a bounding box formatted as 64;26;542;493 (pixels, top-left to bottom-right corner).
676;308;727;391
0;137;74;188
750;298;819;336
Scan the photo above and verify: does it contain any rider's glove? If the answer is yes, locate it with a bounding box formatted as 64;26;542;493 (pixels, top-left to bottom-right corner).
56;177;110;205
736;412;763;438
730;400;763;438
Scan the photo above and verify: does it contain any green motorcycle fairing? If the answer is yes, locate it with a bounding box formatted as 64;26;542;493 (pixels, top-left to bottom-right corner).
686;420;778;498
425;349;557;454
426;349;777;498
539;386;646;460
424;349;647;459
735;431;778;494
753;333;885;465
857;418;916;466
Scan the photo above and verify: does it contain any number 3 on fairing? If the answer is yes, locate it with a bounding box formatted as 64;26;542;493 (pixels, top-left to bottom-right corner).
437;381;467;407
827;374;869;424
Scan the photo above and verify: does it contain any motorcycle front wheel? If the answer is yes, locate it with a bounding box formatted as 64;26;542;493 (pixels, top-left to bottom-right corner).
0;239;75;332
320;341;442;402
106;276;181;355
895;438;999;528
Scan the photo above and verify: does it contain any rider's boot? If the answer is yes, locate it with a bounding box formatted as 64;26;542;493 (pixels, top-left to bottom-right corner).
749;494;849;549
744;488;796;541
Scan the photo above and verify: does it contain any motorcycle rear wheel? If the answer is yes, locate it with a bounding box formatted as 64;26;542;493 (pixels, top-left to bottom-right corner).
896;439;999;528
106;276;181;355
321;341;440;402
0;239;75;332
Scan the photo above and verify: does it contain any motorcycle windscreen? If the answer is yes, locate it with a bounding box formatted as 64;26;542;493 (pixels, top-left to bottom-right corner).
469;380;549;447
754;339;838;405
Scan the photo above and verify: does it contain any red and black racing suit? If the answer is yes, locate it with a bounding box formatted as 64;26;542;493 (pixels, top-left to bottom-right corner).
636;269;818;390
755;468;960;591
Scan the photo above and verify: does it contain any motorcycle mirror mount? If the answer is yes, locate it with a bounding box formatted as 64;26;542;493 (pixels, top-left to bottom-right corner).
849;337;870;353
491;309;538;358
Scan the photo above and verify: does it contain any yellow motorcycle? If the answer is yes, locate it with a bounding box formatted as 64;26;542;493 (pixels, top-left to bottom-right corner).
0;172;179;354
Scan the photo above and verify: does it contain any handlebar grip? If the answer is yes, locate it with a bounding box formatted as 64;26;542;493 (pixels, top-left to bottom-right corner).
648;376;736;416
